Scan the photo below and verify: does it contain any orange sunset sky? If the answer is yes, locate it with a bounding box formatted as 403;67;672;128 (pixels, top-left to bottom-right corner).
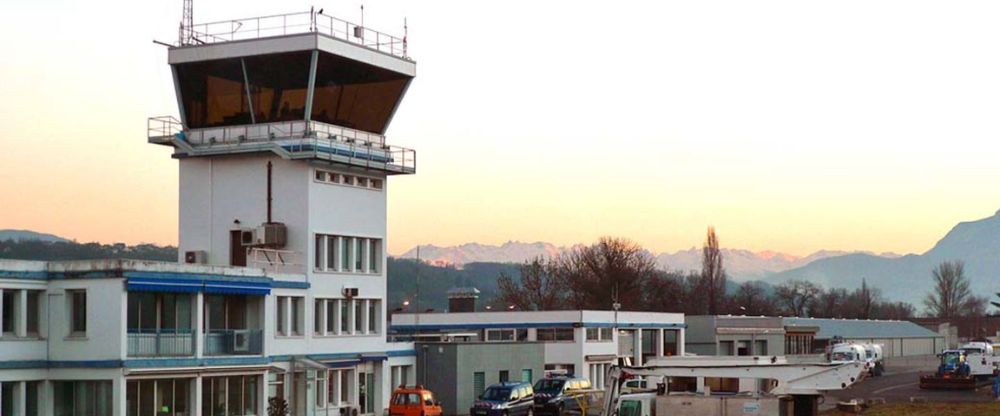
2;0;1000;256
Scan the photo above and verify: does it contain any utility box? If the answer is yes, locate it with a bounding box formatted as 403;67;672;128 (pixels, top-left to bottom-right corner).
255;222;287;247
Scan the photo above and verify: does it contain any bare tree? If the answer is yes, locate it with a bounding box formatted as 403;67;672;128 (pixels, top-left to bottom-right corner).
732;281;776;316
774;280;821;317
960;295;989;318
496;257;566;310
556;237;657;310
924;260;973;319
849;279;881;319
813;288;848;318
873;301;916;320
699;227;726;315
642;270;689;313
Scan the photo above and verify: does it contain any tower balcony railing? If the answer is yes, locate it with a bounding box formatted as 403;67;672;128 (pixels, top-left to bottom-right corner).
248;248;302;275
203;329;264;356
184;11;409;60
127;328;196;357
147;117;416;174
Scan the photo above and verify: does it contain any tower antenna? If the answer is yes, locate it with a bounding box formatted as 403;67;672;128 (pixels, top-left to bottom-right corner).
179;0;194;45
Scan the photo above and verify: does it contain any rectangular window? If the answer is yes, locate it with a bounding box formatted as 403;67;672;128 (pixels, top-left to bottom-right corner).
354;239;363;271
369;239;381;274
1;290;15;334
355;300;363;334
368;300;377;334
327;300;337;334
343;175;354;186
521;369;533;383
69;290;87;335
663;330;678;356
53;380;112;416
719;341;735;356
316;370;328;407
277;297;287;336
201;375;258;416
327;236;337;271
341;300;350;334
537;328;575;342
315;170;327;181
268;373;284;402
342;238;351;271
486;329;515;341
341;370;352;404
356;177;369;187
755;340;767;356
291;297;303;335
371;179;383;190
315;299;324;334
737;340;751;356
586;328;599;341
499;370;509;383
315;234;324;270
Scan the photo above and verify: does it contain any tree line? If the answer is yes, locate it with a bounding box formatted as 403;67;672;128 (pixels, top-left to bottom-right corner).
495;229;989;319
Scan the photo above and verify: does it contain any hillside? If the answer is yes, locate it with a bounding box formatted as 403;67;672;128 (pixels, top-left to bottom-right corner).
767;210;1000;306
0;229;69;243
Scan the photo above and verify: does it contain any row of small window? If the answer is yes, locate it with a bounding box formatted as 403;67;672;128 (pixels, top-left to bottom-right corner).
585;327;614;342
719;339;768;356
314;369;356;409
275;296;381;337
314;235;383;274
483;327;575;342
0;288;86;339
315;169;384;190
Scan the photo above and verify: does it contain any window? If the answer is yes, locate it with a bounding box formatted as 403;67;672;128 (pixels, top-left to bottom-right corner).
663;330;678;356
473;372;486;398
341;300;350;334
341;369;352;405
315;299;324;334
327;236;338;271
341;238;351;271
537;328;574;342
356;177;369;187
1;290;15;334
755;340;767;356
521;369;533;383
201;375;258;416
499;370;509;383
355;300;364;334
276;297;287;335
369;239;381;273
268;373;284;402
371;179;383;190
586;327;613;342
126;378;190;416
719;341;735;356
128;292;193;333
291;297;303;335
327;300;337;334
368;300;378;334
354;239;363;271
54;380;112;416
486;329;514;341
316;370;328;407
342;175;355;186
737;340;751;356
315;235;324;270
68;290;87;336
704;377;739;393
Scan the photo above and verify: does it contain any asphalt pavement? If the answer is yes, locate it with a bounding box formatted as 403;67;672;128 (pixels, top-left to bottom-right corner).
823;367;995;405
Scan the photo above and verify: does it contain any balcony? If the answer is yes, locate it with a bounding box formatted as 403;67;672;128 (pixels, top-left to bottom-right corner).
127;329;195;357
204;329;264;356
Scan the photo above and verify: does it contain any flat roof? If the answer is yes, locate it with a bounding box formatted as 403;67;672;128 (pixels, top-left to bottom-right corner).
783;317;941;340
391;310;685;332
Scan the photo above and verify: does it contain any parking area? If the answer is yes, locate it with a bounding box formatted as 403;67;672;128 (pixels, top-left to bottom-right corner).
823;356;996;406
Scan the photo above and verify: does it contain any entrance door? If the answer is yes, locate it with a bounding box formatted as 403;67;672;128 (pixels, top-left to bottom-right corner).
358;368;376;415
230;230;247;267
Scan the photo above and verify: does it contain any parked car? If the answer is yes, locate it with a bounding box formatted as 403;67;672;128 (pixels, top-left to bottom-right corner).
470;382;535;416
532;375;593;416
389;385;443;416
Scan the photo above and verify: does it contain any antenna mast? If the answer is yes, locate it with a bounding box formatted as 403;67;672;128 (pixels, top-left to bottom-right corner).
179;0;194;45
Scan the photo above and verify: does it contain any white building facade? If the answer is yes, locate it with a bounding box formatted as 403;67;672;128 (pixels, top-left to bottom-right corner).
391;310;687;389
0;10;417;416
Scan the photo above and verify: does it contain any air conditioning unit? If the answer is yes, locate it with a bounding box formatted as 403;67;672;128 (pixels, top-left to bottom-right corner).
255;222;287;247
342;287;359;298
184;250;206;264
241;230;256;246
353;25;365;39
232;329;251;353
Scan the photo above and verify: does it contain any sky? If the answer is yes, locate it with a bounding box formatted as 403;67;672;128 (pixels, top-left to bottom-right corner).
2;0;1000;257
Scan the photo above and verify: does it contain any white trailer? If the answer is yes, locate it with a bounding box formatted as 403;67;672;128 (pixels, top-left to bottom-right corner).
602;356;866;416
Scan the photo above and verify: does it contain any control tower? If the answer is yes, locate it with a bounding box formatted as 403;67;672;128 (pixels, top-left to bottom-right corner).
147;10;418;414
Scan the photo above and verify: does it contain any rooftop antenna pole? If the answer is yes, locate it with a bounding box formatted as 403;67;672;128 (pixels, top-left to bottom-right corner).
403;17;408;57
180;0;193;45
266;161;273;223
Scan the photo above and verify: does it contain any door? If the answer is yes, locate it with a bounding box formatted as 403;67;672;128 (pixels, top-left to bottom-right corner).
359;370;376;414
230;230;247;267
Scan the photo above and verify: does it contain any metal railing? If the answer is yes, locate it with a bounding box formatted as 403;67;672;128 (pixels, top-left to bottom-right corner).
147;117;416;173
249;248;302;274
187;11;408;59
127;329;195;357
204;329;264;356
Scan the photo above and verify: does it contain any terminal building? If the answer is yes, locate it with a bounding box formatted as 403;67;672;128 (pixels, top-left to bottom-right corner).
390;310;686;415
0;9;417;416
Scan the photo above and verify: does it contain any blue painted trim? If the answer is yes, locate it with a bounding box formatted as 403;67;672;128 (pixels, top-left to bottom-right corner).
0;349;407;370
125;356;271;368
390;322;686;332
0;360;50;369
0;271;48;281
124;271;270;284
125;273;272;295
387;349;417;357
271;280;311;289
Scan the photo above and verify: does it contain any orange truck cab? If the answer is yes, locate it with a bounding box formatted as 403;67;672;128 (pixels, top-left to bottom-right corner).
390;385;443;416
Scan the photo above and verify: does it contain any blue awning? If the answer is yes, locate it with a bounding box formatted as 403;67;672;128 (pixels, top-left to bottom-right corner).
203;281;271;296
360;354;388;363
326;359;362;368
127;277;203;293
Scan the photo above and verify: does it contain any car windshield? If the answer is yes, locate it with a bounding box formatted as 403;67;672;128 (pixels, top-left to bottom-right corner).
832;352;854;361
534;379;565;393
942;352;962;366
482;388;511;401
394;393;421;405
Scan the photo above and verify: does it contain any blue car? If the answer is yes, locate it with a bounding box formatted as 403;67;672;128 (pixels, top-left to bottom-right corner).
470;382;535;416
532;376;593;416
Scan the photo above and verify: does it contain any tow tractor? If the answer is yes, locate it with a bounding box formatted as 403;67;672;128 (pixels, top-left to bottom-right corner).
919;342;999;390
602;356;867;416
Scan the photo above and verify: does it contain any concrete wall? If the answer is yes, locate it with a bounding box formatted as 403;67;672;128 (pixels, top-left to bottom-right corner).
417;342;545;416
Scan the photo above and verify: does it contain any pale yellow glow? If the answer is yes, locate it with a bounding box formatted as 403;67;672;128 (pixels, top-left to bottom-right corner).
2;0;999;257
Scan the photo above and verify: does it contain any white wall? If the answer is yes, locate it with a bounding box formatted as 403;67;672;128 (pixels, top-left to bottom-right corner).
46;278;125;362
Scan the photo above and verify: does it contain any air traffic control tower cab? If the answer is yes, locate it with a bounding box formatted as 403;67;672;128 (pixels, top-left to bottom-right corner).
149;10;416;271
